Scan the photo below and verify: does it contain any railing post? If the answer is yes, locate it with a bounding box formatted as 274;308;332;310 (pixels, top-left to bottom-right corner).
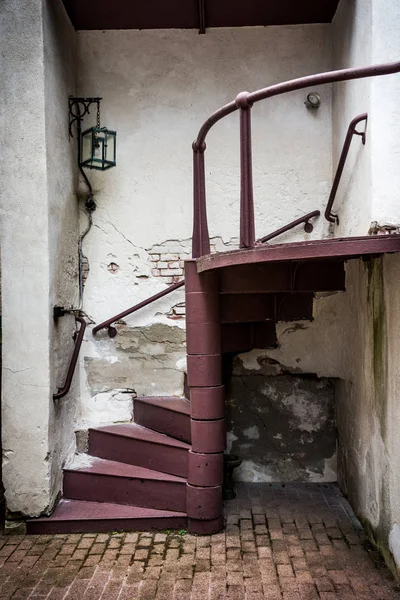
236;92;255;248
192;142;210;258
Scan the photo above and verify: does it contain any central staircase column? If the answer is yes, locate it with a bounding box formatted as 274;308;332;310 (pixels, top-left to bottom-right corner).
185;260;225;535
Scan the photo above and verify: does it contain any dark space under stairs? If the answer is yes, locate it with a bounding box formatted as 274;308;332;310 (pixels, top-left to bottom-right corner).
26;235;400;535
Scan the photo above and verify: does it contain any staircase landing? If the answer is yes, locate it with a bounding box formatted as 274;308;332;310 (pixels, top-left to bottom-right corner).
196;234;400;272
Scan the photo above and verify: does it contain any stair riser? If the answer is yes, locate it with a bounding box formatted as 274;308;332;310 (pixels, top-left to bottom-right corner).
220;262;345;293
222;322;277;353
134;403;191;444
221;293;314;323
27;516;187;535
64;472;186;512
89;431;189;477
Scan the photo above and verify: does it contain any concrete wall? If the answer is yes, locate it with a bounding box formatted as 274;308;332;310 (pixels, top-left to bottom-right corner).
76;25;333;426
0;0;78;516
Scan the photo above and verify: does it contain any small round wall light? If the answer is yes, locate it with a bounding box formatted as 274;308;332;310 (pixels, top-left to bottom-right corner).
305;92;321;109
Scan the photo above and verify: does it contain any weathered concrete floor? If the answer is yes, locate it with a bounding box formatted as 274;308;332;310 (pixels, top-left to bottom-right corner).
0;483;399;599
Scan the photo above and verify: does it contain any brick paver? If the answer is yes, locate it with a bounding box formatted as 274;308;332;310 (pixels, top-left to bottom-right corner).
0;484;399;599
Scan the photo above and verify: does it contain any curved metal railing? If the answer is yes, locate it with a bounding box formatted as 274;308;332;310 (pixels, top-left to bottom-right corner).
191;61;400;258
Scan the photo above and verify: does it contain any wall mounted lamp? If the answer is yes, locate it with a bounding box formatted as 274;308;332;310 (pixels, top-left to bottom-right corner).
68;97;117;171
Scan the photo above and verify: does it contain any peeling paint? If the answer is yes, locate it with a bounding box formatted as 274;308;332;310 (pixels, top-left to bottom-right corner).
226;358;336;483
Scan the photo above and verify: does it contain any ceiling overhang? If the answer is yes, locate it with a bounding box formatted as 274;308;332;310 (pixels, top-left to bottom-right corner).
62;1;341;32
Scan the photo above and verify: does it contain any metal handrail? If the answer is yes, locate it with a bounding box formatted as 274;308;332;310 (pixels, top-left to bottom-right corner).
258;210;321;244
92;280;185;336
192;61;400;258
194;62;399;149
53;316;86;400
325;113;368;224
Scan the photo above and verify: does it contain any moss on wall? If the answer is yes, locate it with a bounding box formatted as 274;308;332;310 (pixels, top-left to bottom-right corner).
365;257;388;439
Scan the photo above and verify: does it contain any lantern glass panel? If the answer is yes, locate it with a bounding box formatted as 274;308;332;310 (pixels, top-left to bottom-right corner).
80;126;117;171
105;131;116;166
81;129;93;166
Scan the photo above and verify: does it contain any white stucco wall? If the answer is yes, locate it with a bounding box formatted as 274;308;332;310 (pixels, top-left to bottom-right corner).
332;0;372;236
76;25;333;424
43;0;80;510
0;0;78;516
369;0;400;227
332;0;400;236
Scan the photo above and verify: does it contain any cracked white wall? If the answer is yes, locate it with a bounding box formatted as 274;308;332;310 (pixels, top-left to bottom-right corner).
75;25;333;425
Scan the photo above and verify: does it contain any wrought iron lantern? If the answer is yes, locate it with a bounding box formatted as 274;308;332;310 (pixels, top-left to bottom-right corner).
81;126;116;171
68;96;117;171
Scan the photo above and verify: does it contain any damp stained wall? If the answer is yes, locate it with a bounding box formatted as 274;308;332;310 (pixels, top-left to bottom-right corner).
330;0;400;578
225;358;336;483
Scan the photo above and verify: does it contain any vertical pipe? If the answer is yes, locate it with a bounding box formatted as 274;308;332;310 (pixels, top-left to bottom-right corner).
236;93;255;248
192;143;210;258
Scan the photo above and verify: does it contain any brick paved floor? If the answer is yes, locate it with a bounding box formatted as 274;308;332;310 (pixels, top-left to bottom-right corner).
0;484;399;599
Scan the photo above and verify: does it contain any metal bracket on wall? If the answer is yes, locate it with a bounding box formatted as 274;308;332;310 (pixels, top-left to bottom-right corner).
68;96;102;138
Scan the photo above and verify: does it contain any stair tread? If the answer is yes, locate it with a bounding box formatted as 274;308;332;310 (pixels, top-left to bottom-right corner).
135;396;190;415
90;423;190;449
65;456;186;483
28;499;187;522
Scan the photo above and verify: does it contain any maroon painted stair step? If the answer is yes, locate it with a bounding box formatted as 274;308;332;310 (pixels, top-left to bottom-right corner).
89;423;190;477
220;293;314;323
64;457;187;512
134;397;191;443
26;499;187;535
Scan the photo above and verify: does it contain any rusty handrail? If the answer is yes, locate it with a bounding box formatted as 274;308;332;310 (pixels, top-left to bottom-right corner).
92;280;185;336
192;61;400;258
258;210;321;244
53;316;86;400
325;113;368;224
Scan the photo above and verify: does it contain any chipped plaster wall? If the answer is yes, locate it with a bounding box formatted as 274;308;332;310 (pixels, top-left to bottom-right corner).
226;360;336;483
0;0;78;516
75;26;333;425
